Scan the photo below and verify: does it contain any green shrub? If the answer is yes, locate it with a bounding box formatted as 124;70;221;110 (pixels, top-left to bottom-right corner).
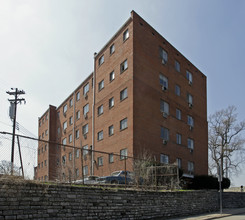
186;175;230;190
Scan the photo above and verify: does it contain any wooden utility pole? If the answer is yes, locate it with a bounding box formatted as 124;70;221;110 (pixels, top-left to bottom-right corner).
6;88;26;175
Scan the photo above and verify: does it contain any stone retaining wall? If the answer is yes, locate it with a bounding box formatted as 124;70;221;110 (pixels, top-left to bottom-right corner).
0;180;244;219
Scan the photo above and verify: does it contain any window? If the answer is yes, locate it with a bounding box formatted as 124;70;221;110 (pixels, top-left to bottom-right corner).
69;98;73;107
82;124;88;135
159;74;168;89
123;29;129;41
38;149;40;155
83;165;88;176
97;130;103;141
69;116;73;125
98;157;103;166
76;168;79;177
75;129;79;139
69;134;72;143
109;125;114;136
62;138;67;150
83;83;89;95
63;104;67;114
98;80;104;91
120;59;128;73
63;121;67;131
76;110;80;120
98;105;103;115
57;112;60;119
98;55;104;65
175;85;180;96
83;104;89;116
69;152;72;161
109;154;114;163
176;109;181;120
120;118;128;130
42;133;44;138
76;149;79;158
109;97;114;108
160;100;169;116
160;154;169;164
187;115;194;127
161;127;169;141
159;47;168;64
188;138;194;150
41;162;43;168
62;155;66;165
110;44;115;54
175;60;180;72
120;88;128;101
188;161;194;174
176;133;182;145
177;158;182;169
45;130;48;136
187;93;193;105
76;92;80;101
186;71;193;84
57;127;60;135
109;71;115;82
83;145;88;156
120;149;127;160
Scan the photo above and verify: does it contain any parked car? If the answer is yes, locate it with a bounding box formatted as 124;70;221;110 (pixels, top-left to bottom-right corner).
73;175;99;184
97;171;134;184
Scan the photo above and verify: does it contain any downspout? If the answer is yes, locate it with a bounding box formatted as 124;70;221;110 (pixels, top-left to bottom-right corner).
73;92;76;180
92;52;97;175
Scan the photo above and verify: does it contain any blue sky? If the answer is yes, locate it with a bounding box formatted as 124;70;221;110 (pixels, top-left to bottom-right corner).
0;0;245;185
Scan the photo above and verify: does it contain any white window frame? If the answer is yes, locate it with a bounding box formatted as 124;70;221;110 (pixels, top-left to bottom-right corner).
176;109;181;120
63;121;67;131
83;104;89;116
75;129;79;139
123;29;129;41
188;161;194;174
76;110;80;120
175;60;180;72
82;124;88;135
159;74;168;89
110;44;115;54
109;97;114;108
110;71;115;82
76;92;80;101
83;145;89;156
83;83;89;95
98;55;104;65
159;47;168;64
176;133;182;145
175;85;181;96
63;104;67;114
120;118;128;130
109;153;114;163
188;138;194;150
97;130;103;141
98;80;104;91
69;116;73;125
83;165;88;176
98;105;103;115
161;127;169;141
98;157;103;166
160;154;169;164
187;115;194;127
109;125;114;136
187;93;193;105
120;148;128;160
160;100;169;115
120;59;128;73
120;88;128;101
69;134;72;143
186;71;193;84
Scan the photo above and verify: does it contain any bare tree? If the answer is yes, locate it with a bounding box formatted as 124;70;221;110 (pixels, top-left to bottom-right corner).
0;160;20;175
208;106;245;178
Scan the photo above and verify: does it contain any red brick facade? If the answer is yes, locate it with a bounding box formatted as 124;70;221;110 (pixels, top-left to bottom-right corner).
36;11;208;181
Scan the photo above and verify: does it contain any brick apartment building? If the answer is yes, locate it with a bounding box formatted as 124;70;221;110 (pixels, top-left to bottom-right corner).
36;11;208;182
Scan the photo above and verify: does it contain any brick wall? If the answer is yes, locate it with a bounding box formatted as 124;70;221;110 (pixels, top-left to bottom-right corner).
1;180;244;220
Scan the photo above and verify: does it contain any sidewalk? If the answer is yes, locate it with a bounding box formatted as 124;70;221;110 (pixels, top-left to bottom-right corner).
169;208;245;220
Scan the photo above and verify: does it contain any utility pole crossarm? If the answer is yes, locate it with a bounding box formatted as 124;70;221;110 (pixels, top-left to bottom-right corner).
6;88;26;175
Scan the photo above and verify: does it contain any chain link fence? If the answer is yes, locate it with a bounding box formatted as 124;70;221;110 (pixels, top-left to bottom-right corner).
0;131;180;190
